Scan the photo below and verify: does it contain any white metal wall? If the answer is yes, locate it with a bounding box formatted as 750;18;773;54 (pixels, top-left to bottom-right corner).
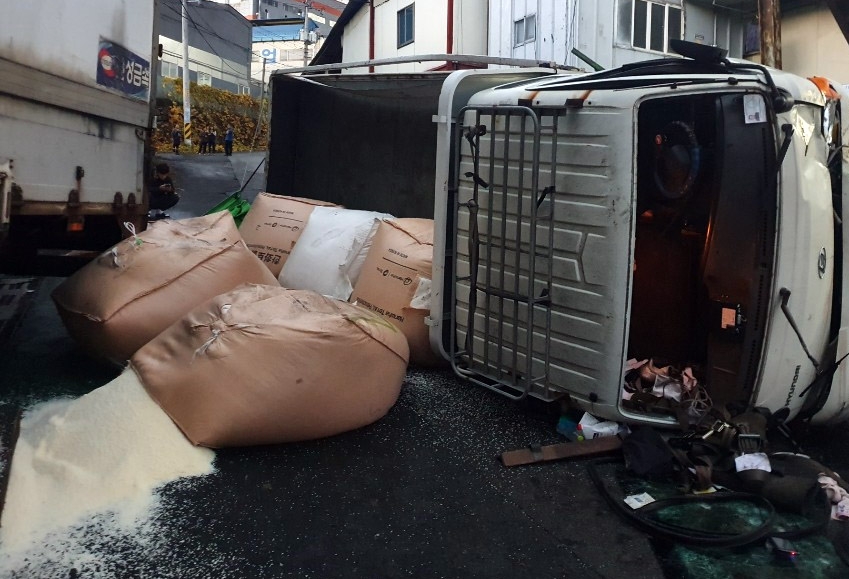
454;0;489;57
0;95;145;202
344;7;373;64
341;0;488;73
0;0;153;88
488;0;747;71
488;0;604;69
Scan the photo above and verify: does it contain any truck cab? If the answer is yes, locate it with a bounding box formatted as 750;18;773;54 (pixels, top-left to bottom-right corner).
429;43;849;427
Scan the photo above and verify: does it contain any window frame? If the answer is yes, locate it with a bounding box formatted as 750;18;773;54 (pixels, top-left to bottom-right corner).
513;14;537;47
397;4;415;49
631;0;683;54
197;71;212;87
160;60;179;79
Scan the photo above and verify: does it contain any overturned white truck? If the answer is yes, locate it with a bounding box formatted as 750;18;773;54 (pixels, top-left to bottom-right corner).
266;42;849;427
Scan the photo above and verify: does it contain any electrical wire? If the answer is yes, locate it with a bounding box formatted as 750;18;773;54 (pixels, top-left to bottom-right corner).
162;1;316;79
162;2;252;77
163;1;318;57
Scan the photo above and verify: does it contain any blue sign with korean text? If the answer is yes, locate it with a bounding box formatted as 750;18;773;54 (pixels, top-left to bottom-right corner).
96;39;151;101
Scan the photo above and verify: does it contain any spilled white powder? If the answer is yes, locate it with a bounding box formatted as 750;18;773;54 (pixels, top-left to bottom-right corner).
0;369;215;560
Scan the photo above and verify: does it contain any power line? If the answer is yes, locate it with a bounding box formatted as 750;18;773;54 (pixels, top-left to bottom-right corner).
165;1;316;53
163;2;316;71
161;2;251;77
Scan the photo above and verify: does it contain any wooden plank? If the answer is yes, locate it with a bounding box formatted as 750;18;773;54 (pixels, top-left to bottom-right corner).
500;435;623;467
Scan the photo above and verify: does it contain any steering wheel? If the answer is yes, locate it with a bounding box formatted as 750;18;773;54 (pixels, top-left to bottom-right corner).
652;121;701;201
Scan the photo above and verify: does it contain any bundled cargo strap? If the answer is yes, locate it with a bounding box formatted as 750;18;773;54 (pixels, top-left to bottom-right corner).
500;435;623;467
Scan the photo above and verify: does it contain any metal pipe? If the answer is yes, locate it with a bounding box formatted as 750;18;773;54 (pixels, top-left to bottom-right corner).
447;0;454;54
571;47;604;71
276;53;569;76
303;1;310;67
369;1;375;73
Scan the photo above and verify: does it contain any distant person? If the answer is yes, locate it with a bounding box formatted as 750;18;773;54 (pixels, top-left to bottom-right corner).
148;162;180;220
171;127;182;154
224;126;234;156
199;130;208;155
208;129;218;154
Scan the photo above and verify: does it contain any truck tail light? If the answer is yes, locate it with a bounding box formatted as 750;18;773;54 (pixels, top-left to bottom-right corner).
67;216;85;232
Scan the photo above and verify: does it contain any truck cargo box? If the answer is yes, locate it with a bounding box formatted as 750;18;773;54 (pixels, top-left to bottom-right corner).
0;0;157;273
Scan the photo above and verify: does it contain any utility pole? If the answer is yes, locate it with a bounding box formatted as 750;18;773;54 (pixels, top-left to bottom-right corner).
302;1;312;68
181;0;193;147
758;0;782;69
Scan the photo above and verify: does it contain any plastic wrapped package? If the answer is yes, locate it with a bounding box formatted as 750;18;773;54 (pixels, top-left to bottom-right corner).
278;206;393;300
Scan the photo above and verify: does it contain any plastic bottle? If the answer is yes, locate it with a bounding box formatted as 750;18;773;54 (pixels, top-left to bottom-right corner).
557;416;577;438
575;423;585;442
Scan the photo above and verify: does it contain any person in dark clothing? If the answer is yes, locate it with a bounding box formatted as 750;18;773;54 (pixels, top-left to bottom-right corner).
208;129;218;154
148;162;180;220
171;128;182;154
199;130;208;155
224;126;234;156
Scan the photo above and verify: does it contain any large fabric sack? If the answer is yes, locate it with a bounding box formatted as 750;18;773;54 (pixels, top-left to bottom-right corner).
239;193;338;277
132;284;409;447
52;212;278;364
350;218;442;366
278;206;393;300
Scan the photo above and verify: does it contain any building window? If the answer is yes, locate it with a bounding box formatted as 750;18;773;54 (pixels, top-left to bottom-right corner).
632;0;682;53
514;14;536;47
161;60;179;78
397;4;414;48
197;72;212;86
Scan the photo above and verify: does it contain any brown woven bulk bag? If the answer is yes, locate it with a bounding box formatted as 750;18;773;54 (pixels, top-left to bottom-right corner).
131;284;409;447
51;212;279;364
239;193;339;277
350;218;443;366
